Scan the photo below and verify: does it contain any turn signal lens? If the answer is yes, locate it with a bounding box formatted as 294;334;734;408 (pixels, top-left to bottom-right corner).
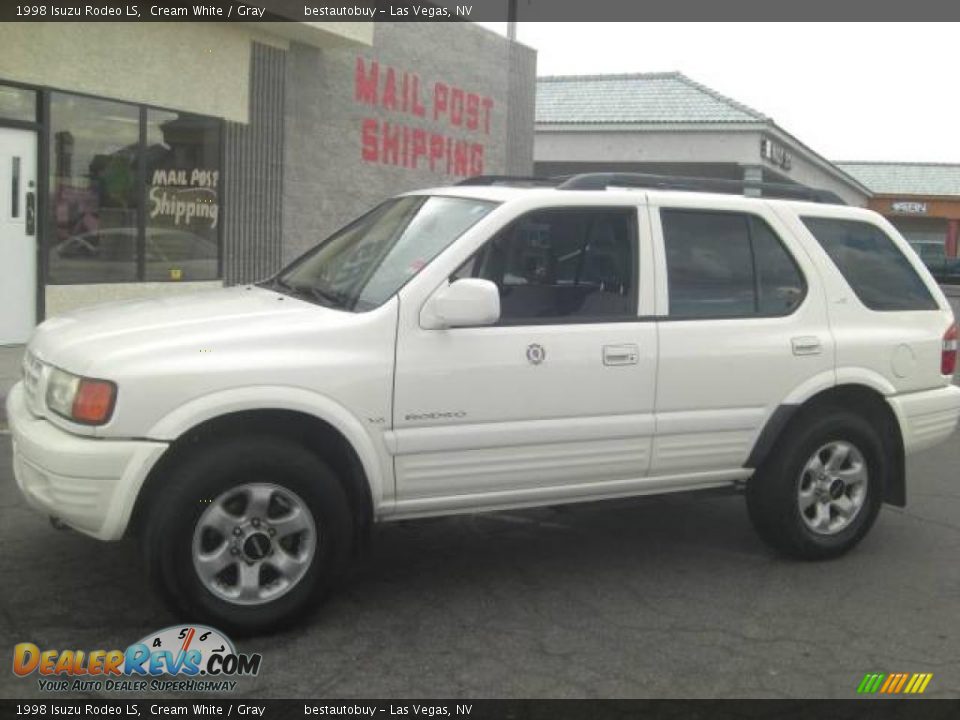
73;379;117;425
46;368;117;425
943;322;958;376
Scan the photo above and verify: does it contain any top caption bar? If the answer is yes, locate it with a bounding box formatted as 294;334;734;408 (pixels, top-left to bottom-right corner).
3;0;960;22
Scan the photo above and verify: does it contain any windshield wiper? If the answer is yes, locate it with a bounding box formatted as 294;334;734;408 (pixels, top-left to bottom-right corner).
302;285;349;309
261;275;349;310
259;276;292;293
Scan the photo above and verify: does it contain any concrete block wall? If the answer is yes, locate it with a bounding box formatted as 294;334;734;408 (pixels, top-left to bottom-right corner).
281;23;537;263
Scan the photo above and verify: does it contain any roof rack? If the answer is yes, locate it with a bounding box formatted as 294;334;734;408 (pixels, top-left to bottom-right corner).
455;175;563;187
454;172;846;204
555;172;845;204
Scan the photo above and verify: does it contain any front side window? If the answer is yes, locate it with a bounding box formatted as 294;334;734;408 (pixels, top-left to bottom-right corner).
801;217;938;311
661;209;805;319
457;207;638;324
274;195;496;312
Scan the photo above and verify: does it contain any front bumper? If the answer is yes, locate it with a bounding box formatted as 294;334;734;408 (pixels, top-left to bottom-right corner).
888;384;960;455
7;382;168;540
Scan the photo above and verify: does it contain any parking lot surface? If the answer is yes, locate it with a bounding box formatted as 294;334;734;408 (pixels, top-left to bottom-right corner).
1;423;959;700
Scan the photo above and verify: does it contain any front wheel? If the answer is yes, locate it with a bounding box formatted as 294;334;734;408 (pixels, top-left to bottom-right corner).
142;436;353;634
746;409;885;560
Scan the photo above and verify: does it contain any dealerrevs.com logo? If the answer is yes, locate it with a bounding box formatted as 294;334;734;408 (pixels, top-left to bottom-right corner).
12;625;262;693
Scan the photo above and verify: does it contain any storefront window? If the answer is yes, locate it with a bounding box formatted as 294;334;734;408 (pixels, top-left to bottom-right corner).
0;84;36;122
46;92;222;285
144;110;220;281
48;94;140;283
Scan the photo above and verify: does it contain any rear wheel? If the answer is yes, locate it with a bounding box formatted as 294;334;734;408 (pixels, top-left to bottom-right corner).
142;435;353;634
746;409;884;560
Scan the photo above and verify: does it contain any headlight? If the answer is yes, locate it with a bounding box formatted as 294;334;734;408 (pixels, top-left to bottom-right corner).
46;368;117;425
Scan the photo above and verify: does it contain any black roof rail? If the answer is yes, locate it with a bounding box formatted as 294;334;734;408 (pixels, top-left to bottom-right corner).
456;175;562;187
556;172;846;205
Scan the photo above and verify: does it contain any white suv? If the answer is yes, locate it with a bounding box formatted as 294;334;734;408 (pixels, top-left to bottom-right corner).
8;174;960;633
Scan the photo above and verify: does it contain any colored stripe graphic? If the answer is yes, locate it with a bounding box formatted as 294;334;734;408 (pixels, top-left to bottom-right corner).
893;673;909;693
857;672;933;694
858;673;885;694
872;674;886;693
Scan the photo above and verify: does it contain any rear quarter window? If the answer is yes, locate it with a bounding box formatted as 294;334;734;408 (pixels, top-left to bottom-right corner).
801;217;938;312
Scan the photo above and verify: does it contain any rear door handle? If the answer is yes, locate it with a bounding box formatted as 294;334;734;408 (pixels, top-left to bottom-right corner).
792;336;822;356
603;344;639;366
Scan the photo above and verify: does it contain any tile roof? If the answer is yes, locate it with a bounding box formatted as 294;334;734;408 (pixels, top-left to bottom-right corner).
835;163;960;197
536;72;768;125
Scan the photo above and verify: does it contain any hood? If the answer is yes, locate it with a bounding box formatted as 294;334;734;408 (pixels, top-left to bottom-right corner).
29;286;339;375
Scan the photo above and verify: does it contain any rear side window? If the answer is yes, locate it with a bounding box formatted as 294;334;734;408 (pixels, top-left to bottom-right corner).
801;218;938;311
660;209;806;319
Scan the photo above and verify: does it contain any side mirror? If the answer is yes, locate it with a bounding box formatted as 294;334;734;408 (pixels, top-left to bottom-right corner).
421;279;501;329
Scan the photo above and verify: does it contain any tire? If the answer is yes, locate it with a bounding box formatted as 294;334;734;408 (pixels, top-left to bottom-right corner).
746;408;885;560
142;435;353;635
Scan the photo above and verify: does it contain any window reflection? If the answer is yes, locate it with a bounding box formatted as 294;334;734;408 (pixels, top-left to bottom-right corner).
48;94;140;283
144;110;220;281
46;92;222;284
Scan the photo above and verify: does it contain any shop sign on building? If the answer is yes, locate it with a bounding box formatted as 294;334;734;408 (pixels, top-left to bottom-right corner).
890;201;928;215
760;137;792;171
354;56;495;177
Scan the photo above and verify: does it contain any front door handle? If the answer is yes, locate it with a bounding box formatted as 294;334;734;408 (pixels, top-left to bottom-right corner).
603;344;639;366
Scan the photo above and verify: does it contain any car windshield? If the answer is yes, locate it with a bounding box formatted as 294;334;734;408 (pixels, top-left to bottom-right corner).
270;195;497;312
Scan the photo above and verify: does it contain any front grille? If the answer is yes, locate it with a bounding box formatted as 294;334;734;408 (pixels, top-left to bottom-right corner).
22;351;43;411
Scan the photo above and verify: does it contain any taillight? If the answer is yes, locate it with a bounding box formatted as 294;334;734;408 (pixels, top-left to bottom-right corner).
943;322;958;376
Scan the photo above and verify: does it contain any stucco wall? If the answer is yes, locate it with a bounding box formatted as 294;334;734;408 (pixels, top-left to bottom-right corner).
0;22;372;124
0;23;256;123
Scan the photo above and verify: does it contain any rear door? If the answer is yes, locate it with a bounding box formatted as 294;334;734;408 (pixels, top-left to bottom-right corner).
650;195;834;476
